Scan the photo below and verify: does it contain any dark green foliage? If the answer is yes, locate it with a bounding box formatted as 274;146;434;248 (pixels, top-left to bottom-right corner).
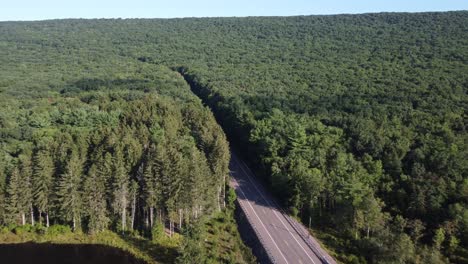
56;149;83;231
83;165;109;233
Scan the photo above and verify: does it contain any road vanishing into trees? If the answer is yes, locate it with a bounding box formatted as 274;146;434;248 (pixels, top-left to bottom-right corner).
230;152;336;264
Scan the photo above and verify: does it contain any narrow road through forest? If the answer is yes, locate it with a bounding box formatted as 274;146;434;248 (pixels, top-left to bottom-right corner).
230;152;336;264
178;69;336;263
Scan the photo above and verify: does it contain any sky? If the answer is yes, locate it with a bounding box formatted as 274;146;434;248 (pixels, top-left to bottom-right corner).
1;0;467;21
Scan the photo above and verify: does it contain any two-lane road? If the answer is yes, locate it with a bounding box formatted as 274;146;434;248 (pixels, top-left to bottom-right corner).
230;152;336;264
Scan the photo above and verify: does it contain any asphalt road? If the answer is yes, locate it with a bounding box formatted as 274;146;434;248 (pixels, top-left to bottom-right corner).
230;152;336;264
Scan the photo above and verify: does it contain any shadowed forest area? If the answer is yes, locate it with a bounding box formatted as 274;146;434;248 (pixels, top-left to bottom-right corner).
0;11;467;263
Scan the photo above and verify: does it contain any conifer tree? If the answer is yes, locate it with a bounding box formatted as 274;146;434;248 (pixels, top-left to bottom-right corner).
6;167;23;225
33;150;55;227
143;145;164;227
83;165;109;233
56;150;83;231
129;179;138;230
6;156;34;226
19;155;34;225
112;147;129;231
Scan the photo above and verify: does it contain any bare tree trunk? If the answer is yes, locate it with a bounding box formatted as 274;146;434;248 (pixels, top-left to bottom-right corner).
222;175;226;209
217;186;221;211
46;212;50;228
38;210;42;225
122;206;126;231
179;209;182;230
21;212;26;226
149;207;154;227
30;205;34;226
73;215;76;231
131;193;136;230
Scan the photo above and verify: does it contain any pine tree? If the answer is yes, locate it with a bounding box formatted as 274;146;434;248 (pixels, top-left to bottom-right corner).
183;145;209;221
129;179;138;230
98;152;114;202
143;146;162;227
112;147;129;232
33;150;55;227
19;155;34;225
6;167;23;225
56;150;83;231
83;165;109;233
160;142;184;236
6;156;34;226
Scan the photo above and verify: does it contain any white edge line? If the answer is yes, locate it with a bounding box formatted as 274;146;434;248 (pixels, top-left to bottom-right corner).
233;170;289;264
233;153;318;264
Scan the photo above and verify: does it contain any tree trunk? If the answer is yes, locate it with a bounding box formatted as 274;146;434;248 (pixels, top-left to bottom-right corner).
222;175;226;209
131;193;136;230
30;205;35;225
179;209;182;229
73;215;76;231
149;207;154;227
38;210;42;225
367;226;370;238
21;212;26;226
46;212;50;228
217;185;221;211
122;206;126;231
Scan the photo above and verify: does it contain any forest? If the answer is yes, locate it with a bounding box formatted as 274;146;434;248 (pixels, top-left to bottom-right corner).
0;11;467;263
0;56;251;262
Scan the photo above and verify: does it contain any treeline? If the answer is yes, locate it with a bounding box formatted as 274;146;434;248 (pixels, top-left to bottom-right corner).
0;65;230;237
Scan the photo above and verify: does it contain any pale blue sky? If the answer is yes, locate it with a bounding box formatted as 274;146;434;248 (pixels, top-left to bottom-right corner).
1;0;467;21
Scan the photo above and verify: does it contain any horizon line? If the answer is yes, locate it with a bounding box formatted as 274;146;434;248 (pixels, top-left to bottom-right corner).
1;9;466;23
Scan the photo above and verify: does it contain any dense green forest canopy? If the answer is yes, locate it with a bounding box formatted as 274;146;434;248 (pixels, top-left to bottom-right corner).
0;11;467;263
0;55;230;236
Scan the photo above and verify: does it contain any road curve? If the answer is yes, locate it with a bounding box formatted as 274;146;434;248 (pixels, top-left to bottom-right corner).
230;152;336;264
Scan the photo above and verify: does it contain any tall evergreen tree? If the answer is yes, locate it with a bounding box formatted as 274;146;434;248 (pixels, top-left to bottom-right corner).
143;145;162;227
6;167;23;225
19;155;34;225
56;150;83;231
83;165;109;233
33;150;55;227
112;147;129;231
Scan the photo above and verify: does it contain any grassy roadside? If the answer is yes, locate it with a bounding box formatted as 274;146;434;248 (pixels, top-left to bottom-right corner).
203;210;256;263
176;187;257;264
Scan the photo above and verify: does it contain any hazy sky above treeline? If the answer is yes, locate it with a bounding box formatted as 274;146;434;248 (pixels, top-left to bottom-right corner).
1;0;467;21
